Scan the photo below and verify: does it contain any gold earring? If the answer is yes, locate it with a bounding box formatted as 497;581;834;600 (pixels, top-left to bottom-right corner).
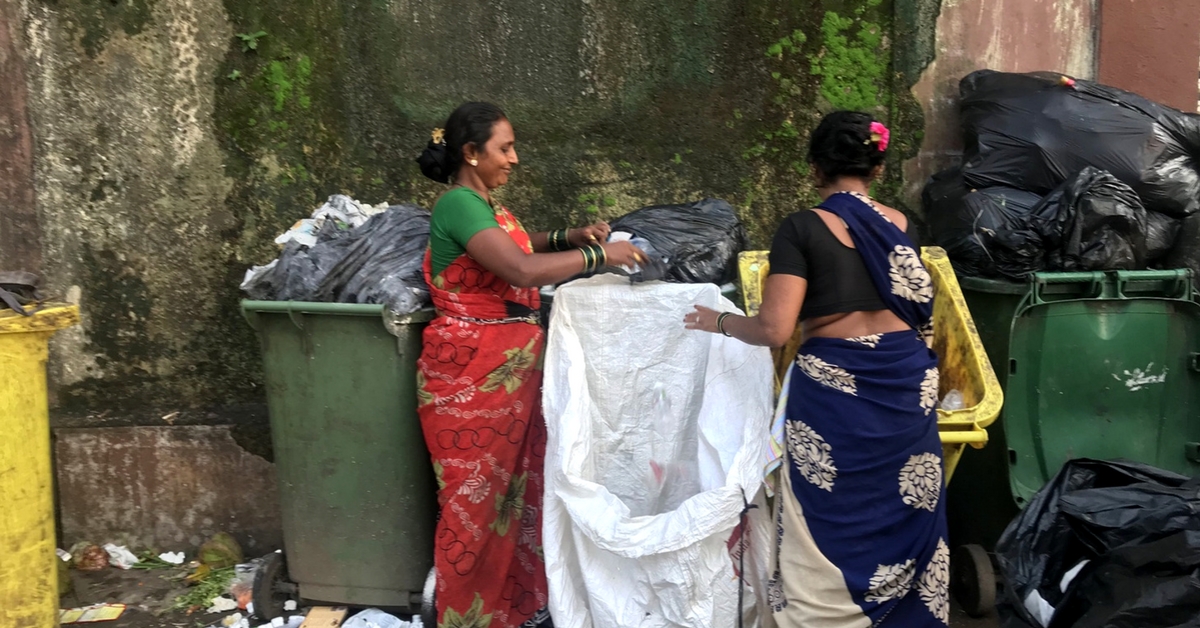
469;159;479;167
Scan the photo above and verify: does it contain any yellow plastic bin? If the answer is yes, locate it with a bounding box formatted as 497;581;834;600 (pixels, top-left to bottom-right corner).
0;305;80;628
738;247;1003;483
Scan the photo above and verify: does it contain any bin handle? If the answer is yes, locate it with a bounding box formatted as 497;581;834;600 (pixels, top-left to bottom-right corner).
1113;269;1193;300
240;301;388;331
1031;272;1104;304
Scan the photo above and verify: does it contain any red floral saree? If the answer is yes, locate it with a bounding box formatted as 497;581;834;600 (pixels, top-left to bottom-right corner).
417;205;550;628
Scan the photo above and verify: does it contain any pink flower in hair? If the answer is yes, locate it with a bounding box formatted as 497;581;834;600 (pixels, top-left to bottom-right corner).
869;121;890;152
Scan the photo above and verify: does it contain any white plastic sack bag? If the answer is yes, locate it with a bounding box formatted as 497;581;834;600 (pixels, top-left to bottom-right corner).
542;275;775;628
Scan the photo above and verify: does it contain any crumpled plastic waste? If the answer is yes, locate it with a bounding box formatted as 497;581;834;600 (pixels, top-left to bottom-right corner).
158;551;186;565
274;195;389;246
242;204;431;315
207;596;238;614
342;608;423;628
102;543;140;570
939;389;965;411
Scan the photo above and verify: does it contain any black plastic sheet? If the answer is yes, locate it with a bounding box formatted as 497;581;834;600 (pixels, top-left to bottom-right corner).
959;70;1200;218
609;199;747;284
996;459;1200;628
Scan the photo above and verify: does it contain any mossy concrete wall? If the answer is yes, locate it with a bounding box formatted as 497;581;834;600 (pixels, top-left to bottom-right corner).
14;0;915;424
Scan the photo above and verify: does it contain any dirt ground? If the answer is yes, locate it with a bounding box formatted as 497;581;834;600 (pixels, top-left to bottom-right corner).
61;566;1000;628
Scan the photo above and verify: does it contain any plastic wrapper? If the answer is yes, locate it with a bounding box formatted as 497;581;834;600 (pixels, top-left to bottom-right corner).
995;459;1200;628
959;70;1200;217
608;198;747;284
242;204;431;314
924;168;1054;279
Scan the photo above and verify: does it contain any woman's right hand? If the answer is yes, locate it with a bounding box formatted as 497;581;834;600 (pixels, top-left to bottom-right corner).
601;241;647;268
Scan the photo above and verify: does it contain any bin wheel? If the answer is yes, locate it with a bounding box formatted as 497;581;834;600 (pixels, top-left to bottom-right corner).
420;567;437;627
253;551;294;621
951;544;996;617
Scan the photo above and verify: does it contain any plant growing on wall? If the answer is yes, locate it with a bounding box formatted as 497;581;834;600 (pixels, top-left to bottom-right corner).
237;31;268;53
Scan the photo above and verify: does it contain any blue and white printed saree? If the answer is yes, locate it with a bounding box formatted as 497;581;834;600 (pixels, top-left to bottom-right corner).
768;192;949;628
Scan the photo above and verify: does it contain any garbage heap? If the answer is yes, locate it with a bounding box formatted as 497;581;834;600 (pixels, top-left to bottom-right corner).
925;70;1200;280
239;196;748;311
241;195;432;315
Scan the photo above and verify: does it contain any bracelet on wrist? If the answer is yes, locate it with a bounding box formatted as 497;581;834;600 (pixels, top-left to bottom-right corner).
716;312;733;337
550;228;572;252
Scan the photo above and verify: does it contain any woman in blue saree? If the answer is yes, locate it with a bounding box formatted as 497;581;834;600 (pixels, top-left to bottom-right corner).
686;111;949;627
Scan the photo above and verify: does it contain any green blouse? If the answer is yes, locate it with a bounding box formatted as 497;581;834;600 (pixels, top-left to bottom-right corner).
429;187;502;277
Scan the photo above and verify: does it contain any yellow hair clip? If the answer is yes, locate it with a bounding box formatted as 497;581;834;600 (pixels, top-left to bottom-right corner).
431;128;445;145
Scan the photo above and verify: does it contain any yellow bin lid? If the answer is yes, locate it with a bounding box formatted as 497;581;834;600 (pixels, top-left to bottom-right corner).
0;304;80;334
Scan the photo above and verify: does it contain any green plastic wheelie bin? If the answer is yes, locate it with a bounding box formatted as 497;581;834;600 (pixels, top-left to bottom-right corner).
241;301;438;619
947;269;1200;616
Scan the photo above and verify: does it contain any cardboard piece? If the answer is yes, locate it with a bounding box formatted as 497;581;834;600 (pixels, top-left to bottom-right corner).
301;607;348;628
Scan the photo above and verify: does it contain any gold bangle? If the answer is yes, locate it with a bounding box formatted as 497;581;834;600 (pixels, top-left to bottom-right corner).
594;245;607;268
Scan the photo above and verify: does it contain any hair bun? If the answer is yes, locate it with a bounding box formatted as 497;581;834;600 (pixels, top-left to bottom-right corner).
416;141;452;184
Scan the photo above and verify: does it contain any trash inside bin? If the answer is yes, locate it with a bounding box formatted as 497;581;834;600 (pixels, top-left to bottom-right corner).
242;200;431;315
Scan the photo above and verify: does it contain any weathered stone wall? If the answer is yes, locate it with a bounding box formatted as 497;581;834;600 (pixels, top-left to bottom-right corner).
14;0;906;421
8;0;1157;553
901;0;1098;205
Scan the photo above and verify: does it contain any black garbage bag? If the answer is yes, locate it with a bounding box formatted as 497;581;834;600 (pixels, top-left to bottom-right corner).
242;204;431;314
1162;212;1200;280
996;458;1200;628
1048;530;1200;628
924;167;1056;280
271;221;358;302
608;198;747;284
1046;167;1148;272
1146;210;1182;264
316;204;431;314
959;70;1200;217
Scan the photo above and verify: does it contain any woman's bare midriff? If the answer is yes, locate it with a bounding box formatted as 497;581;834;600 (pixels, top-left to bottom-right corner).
802;309;912;340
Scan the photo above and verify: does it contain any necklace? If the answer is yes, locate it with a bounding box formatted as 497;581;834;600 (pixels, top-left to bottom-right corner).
833;190;892;223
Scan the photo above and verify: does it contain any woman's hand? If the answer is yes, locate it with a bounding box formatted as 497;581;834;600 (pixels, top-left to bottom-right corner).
683;305;722;334
569;221;612;248
601;241;646;268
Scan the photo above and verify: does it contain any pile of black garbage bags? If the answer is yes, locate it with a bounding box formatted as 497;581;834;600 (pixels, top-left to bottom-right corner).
925;70;1200;280
997;459;1200;628
240;195;747;313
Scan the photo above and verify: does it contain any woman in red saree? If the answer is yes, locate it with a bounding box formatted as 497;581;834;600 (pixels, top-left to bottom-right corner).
414;102;645;628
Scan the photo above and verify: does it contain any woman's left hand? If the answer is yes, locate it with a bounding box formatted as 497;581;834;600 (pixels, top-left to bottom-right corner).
684;305;721;334
569;221;612;248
